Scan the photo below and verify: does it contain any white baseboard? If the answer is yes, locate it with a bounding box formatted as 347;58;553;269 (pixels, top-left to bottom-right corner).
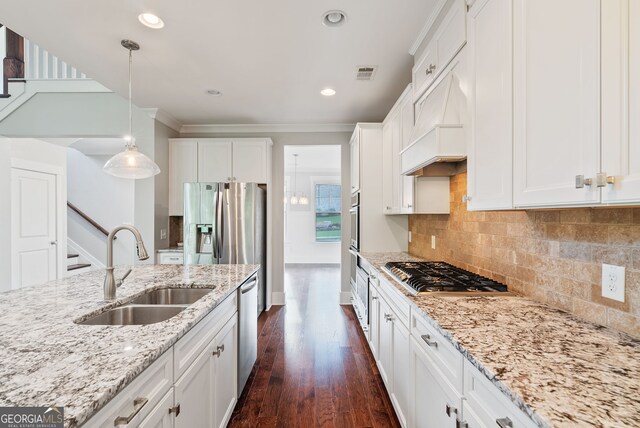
271;291;286;306
340;291;353;305
67;238;105;269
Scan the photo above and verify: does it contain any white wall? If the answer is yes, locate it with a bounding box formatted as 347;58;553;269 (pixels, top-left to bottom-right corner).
154;121;178;252
284;170;341;264
0;138;68;291
67;148;136;266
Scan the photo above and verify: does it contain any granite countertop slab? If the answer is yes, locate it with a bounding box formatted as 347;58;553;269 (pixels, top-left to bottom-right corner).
156;247;183;253
359;252;640;428
0;264;258;427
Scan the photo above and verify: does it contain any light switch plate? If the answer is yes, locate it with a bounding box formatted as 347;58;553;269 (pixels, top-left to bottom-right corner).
408;231;412;243
602;263;625;302
431;235;436;250
160;228;167;240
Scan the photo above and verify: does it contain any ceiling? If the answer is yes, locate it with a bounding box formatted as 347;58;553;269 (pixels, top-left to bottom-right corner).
0;0;438;126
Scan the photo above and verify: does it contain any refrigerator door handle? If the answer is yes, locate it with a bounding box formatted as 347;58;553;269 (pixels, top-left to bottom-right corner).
216;186;224;260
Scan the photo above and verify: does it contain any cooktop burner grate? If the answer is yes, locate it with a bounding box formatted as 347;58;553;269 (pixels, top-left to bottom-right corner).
383;261;508;295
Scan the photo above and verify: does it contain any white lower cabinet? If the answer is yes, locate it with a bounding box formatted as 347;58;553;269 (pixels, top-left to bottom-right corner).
378;295;393;388
368;284;381;361
410;337;462;428
139;389;176;428
85;293;239;428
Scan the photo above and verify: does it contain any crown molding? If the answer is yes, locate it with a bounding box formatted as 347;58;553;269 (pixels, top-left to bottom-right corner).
179;123;356;134
408;0;449;56
142;108;182;132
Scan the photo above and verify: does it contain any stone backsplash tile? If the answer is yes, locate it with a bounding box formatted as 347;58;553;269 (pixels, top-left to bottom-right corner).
408;172;640;338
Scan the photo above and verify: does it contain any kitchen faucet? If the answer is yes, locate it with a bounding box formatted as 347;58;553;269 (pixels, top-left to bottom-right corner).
104;224;149;301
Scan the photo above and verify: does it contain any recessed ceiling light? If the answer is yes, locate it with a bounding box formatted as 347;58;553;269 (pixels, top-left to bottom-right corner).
138;13;165;29
322;10;347;27
320;88;336;96
206;89;223;96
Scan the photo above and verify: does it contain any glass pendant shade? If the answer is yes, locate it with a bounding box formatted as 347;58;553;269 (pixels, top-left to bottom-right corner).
290;195;299;205
103;144;161;179
298;194;309;205
104;39;161;179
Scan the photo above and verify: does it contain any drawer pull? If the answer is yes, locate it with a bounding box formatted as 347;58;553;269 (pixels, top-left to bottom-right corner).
371;296;378;300
426;64;436;75
384;313;394;322
114;397;148;426
445;404;458;417
496;417;513;428
421;334;438;348
212;344;225;357
169;403;181;417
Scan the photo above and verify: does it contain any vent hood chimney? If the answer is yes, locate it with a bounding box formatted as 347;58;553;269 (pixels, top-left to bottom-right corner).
400;72;466;176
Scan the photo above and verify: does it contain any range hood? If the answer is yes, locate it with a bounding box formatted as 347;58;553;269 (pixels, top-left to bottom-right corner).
401;72;466;176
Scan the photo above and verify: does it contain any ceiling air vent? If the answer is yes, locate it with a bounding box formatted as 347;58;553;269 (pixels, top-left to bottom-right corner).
356;66;377;81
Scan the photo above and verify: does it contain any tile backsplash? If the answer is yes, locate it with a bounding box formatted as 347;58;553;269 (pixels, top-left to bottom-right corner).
409;172;640;338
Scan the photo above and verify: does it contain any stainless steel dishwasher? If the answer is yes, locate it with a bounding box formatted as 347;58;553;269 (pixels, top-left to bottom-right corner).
238;274;258;394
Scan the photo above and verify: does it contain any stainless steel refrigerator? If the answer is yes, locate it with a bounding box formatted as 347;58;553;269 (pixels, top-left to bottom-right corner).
183;182;266;315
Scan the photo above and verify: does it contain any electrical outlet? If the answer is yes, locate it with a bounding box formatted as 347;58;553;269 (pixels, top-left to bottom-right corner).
431;235;436;250
160;228;167;240
601;263;625;302
408;231;412;243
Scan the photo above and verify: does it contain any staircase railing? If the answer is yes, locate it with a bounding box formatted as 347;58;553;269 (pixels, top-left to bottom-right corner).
67;202;115;239
24;38;87;80
0;25;24;97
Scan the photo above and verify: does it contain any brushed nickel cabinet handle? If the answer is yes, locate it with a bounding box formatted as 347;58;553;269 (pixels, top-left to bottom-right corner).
496;417;513;428
212;344;225;357
421;334;438;348
114;397;148;425
169;403;181;417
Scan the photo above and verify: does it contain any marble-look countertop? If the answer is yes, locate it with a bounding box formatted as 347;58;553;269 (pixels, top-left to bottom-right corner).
0;264;259;427
359;252;640;428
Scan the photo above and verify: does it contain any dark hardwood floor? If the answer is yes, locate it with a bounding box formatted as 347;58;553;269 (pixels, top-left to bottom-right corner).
228;264;400;428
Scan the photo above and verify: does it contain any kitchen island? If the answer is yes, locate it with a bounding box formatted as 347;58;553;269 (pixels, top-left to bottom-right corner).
0;264;258;427
359;252;640;428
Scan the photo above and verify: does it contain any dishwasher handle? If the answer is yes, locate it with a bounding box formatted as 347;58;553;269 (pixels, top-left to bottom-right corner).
241;277;258;294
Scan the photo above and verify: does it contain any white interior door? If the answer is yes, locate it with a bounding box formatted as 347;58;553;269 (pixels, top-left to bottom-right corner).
11;168;57;289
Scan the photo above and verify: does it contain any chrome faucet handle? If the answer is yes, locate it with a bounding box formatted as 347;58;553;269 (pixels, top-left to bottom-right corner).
116;268;133;288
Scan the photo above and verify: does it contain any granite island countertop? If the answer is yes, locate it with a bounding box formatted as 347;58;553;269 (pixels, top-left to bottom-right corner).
0;264;259;427
359;252;640;428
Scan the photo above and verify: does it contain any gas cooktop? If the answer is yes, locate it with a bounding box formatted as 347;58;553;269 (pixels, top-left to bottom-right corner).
383;261;509;296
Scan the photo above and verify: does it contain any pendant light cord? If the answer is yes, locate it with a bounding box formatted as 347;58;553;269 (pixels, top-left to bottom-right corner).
128;47;133;148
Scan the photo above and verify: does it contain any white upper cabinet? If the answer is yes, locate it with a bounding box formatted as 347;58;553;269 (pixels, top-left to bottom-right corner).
169;140;198;216
512;0;601;207
413;0;467;100
466;0;513;210
601;0;640;205
198;141;233;183
169;138;271;216
350;132;361;194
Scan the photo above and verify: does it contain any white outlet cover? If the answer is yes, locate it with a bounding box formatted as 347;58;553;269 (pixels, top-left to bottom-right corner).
601;263;625;302
431;235;436;250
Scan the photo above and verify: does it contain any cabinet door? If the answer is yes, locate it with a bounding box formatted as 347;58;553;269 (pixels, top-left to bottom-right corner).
414;44;438;99
369;285;380;360
213;315;238;428
513;0;601;207
601;0;640;204
174;345;214;428
233;140;268;183
411;337;462;428
350;133;360;194
198;141;233;183
169;140;198;216
377;297;393;388
436;0;467;71
467;0;513;210
382;121;395;213
391;317;410;427
399;95;415;213
139;389;174;428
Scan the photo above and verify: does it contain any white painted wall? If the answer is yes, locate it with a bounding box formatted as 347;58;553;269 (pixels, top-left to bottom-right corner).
0;138;68;292
284;169;341;264
153;121;178;252
67;148;136;266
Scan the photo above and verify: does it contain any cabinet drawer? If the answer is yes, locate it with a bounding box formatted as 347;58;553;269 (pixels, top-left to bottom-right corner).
411;312;463;394
463;360;537;428
174;293;237;380
378;276;411;329
158;252;184;265
83;350;173;428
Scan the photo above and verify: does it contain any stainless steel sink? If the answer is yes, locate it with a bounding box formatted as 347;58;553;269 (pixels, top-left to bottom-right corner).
129;288;212;305
78;305;187;326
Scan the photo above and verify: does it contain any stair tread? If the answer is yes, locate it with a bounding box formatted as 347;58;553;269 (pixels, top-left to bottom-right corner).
67;253;79;259
67;263;91;271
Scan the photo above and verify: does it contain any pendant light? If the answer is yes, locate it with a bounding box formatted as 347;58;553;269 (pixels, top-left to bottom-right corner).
104;40;161;179
290;154;300;205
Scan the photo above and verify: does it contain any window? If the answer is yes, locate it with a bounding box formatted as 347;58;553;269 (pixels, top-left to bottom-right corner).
315;184;341;242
